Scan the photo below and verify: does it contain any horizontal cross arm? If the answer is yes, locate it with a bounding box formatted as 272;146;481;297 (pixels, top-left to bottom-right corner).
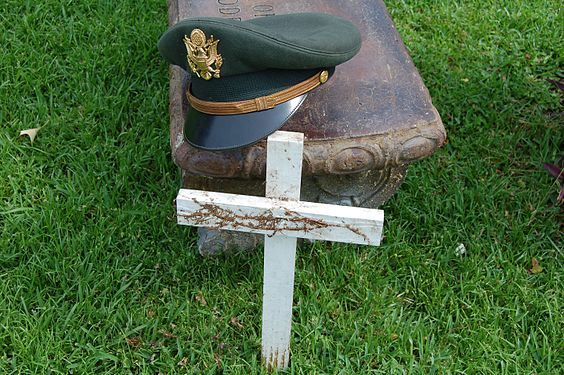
176;189;384;246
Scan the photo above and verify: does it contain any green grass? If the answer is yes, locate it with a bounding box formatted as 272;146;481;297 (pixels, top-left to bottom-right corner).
0;0;562;373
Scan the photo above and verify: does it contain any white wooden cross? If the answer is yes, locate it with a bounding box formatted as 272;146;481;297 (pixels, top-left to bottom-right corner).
176;131;384;371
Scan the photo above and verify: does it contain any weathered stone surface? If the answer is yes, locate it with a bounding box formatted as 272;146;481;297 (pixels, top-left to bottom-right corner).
167;0;446;254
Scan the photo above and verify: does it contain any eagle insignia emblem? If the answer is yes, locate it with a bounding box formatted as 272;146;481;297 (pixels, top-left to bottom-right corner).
183;29;223;80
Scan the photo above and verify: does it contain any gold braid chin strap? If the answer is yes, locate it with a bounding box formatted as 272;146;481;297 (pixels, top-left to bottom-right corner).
186;70;329;115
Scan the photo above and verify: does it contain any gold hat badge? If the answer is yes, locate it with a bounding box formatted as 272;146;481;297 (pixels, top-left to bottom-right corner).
183;29;223;80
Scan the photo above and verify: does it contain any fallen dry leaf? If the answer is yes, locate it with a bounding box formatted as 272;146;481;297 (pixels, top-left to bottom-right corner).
160;330;178;339
19;128;41;144
195;293;207;306
177;357;189;367
230;316;244;329
126;337;142;347
529;258;543;274
214;353;222;368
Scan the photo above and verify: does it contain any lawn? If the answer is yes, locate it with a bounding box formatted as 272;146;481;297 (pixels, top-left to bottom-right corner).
0;0;562;373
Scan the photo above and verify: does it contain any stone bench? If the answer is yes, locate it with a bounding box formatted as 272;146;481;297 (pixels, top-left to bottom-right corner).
166;0;446;255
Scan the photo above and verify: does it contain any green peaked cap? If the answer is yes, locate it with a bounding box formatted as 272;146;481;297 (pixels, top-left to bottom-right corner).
157;13;361;151
158;13;362;78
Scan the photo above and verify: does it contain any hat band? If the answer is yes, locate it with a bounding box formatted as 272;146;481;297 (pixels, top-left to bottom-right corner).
187;70;329;115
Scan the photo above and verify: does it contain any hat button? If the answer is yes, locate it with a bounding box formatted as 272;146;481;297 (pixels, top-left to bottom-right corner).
319;70;329;84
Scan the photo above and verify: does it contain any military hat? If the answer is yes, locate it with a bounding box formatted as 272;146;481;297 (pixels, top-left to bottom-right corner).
158;13;361;150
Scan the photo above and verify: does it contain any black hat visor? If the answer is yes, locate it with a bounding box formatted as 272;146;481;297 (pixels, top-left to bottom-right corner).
184;94;306;151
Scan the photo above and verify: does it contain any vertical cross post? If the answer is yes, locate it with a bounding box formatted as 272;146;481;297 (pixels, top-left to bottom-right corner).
175;131;384;371
261;131;304;371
